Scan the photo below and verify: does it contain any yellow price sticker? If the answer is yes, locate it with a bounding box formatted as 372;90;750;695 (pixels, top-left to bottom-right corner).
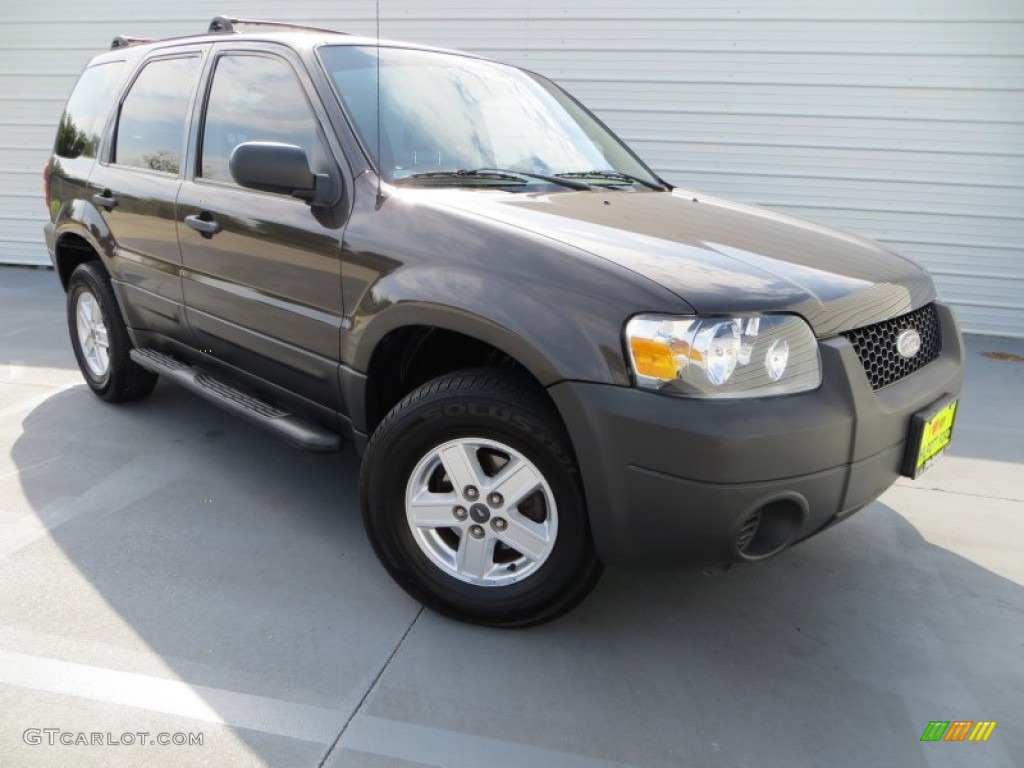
916;400;957;471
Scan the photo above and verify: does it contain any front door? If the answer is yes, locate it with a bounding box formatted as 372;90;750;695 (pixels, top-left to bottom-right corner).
176;47;347;410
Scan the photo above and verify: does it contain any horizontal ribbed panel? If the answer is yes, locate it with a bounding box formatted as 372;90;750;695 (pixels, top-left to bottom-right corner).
2;1;1021;337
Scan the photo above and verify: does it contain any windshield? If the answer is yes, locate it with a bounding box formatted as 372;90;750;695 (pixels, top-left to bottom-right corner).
318;45;662;189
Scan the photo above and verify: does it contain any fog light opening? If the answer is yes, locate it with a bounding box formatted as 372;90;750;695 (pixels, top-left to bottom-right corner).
735;498;804;559
735;509;761;552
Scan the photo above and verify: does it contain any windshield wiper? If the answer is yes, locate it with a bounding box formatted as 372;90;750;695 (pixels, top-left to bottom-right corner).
396;168;592;190
555;170;665;190
475;168;592;190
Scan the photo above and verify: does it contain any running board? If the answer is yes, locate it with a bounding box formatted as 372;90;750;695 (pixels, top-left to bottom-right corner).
130;348;342;453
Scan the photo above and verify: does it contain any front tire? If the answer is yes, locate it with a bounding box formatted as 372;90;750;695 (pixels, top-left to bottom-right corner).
360;369;602;627
67;262;157;402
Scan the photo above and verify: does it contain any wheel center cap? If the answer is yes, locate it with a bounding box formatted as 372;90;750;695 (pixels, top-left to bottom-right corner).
469;503;490;523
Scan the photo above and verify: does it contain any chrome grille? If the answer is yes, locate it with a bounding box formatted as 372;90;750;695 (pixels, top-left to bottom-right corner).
843;304;942;390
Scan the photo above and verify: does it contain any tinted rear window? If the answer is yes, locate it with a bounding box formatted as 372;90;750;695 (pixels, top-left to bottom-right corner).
114;56;200;174
55;61;126;159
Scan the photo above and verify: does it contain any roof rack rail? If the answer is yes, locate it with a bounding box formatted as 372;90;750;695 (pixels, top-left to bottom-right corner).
208;16;347;35
110;35;154;50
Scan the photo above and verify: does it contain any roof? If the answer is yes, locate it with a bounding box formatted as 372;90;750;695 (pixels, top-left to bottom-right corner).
110;16;356;50
97;15;484;67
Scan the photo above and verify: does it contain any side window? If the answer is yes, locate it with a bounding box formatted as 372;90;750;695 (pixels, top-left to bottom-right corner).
200;55;318;183
114;56;200;174
55;62;126;159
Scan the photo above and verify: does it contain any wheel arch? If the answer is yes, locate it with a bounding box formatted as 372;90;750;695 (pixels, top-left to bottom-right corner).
50;187;118;284
54;230;106;290
360;318;562;435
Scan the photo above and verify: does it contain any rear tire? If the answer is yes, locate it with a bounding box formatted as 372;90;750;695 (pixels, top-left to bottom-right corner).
360;368;603;627
67;262;157;403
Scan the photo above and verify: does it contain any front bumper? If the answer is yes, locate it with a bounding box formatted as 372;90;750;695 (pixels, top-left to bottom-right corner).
548;302;965;567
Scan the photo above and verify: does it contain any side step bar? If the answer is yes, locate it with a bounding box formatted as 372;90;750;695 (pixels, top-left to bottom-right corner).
130;348;342;453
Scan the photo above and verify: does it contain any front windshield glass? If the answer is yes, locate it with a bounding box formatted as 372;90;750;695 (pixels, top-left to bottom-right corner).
318;45;661;188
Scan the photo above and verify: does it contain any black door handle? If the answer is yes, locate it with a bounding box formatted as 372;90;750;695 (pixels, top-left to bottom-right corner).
92;190;118;210
184;213;222;238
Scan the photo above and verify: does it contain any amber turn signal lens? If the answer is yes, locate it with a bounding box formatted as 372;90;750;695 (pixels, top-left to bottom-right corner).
629;337;677;380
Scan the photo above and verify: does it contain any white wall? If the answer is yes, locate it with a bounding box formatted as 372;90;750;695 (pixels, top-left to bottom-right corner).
2;1;1022;336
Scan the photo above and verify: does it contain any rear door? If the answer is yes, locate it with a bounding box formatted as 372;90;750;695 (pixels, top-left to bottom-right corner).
176;43;348;410
89;51;204;340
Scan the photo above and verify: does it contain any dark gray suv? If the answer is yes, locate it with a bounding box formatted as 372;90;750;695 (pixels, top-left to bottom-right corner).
44;17;964;625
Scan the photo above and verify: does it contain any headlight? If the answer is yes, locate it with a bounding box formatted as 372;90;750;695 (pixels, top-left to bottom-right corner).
625;314;821;398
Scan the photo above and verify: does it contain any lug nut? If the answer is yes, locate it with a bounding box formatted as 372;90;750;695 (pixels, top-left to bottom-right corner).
491;517;507;532
464;485;479;500
453;506;468;521
469;524;485;539
487;492;503;507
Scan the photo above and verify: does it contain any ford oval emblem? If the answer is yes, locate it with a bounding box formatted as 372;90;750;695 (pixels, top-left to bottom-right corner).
896;328;922;359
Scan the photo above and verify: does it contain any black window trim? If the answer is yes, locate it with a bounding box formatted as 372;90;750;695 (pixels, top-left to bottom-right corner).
103;49;207;179
192;47;332;196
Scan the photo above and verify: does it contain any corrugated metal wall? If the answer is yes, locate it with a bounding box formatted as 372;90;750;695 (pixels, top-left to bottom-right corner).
2;1;1022;337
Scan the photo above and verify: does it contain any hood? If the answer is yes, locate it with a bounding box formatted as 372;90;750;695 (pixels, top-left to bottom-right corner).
404;187;936;337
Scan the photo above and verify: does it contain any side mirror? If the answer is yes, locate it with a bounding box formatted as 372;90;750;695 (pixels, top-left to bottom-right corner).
229;142;336;207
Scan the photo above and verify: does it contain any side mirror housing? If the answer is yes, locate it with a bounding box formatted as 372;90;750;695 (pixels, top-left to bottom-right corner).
229;142;336;207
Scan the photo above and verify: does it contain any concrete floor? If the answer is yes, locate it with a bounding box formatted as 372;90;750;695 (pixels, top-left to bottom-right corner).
0;266;1021;768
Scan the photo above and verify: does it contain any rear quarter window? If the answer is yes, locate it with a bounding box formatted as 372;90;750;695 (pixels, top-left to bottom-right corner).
55;61;127;159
